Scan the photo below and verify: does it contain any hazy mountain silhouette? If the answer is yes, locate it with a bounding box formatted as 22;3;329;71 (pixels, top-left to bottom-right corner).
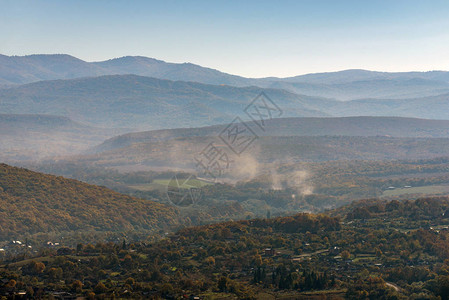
0;74;329;129
2;54;449;100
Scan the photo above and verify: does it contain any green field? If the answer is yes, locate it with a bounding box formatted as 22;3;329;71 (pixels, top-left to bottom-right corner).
382;185;449;197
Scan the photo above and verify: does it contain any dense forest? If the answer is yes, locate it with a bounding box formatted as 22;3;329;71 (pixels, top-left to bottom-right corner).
3;197;449;298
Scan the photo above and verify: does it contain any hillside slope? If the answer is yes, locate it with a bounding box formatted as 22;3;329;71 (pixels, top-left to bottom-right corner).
0;164;178;240
0;54;104;85
94;116;449;153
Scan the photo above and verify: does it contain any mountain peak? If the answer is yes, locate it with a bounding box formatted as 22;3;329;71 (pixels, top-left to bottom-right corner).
98;55;165;64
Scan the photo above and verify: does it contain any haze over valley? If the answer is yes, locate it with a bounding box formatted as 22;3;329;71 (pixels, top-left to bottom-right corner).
3;1;449;298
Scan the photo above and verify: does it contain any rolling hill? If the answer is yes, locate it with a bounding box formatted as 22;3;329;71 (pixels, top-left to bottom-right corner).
2;54;449;100
94;116;449;153
0;74;329;129
93;55;251;87
57;116;449;174
0;163;178;240
0;54;250;86
0;54;104;85
70;137;449;176
3;73;449;131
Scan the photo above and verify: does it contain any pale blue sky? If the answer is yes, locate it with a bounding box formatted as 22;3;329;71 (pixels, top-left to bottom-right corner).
1;0;449;77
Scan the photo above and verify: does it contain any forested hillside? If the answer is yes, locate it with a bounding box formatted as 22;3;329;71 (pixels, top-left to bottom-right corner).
0;164;178;240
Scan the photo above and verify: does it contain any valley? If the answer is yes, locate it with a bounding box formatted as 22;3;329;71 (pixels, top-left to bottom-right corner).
2;52;449;299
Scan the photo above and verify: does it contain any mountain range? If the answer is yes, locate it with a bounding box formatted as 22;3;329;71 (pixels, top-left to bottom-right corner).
3;53;449;163
0;74;330;129
2;73;449;130
2;54;449;100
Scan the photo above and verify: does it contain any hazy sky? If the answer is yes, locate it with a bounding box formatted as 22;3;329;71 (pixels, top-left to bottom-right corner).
1;0;449;77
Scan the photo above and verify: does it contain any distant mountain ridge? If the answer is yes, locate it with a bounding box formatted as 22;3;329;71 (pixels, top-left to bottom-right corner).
2;54;449;100
93;116;449;153
0;74;330;129
63;116;449;174
2;74;449;131
0;54;251;87
0;54;103;85
93;55;251;87
281;69;449;84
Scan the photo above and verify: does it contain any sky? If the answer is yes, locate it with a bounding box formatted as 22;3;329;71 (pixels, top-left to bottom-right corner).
1;0;449;78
